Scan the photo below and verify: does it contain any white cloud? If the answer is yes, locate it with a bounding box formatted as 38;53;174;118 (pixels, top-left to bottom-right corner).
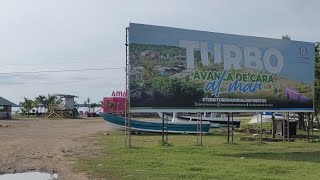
0;0;319;103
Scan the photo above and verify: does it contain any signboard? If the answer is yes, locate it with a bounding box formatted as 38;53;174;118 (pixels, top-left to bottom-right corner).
111;91;127;98
129;23;315;112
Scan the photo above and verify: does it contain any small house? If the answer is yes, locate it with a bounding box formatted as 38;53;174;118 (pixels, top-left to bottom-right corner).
0;97;16;119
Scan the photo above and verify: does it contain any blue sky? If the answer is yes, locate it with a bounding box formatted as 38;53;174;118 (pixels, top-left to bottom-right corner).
0;0;319;104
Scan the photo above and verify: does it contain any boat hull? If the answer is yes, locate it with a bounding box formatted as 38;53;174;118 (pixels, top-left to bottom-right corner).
159;113;241;128
100;112;210;134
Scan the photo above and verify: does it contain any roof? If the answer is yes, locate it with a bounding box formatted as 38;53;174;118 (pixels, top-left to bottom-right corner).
53;94;79;98
0;97;17;106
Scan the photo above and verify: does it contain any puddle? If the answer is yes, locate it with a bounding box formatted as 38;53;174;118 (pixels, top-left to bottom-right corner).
0;172;58;180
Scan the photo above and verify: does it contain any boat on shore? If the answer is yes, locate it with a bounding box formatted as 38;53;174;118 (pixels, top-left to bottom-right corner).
249;112;285;124
159;112;241;128
100;112;211;134
249;112;299;124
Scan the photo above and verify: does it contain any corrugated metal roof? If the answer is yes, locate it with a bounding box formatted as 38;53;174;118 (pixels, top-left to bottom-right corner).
0;97;16;106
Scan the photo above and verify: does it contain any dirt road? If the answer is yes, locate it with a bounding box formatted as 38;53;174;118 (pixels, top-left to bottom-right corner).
0;117;108;179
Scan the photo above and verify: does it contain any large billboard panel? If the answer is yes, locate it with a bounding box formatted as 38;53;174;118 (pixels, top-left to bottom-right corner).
129;23;315;112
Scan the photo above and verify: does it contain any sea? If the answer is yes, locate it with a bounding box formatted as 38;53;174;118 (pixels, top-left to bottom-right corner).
11;107;102;114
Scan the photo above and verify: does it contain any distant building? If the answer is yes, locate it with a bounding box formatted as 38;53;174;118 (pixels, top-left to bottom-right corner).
0;97;16;119
140;50;157;59
53;94;79;110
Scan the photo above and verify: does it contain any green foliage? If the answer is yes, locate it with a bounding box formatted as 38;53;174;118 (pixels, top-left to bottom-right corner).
148;76;203;107
19;97;36;116
142;64;156;80
43;94;58;111
76;131;320;180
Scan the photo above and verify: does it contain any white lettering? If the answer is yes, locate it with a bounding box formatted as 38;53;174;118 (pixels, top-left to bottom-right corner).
179;40;199;69
200;42;209;66
223;44;242;70
263;48;284;74
213;43;222;63
244;46;263;71
179;40;284;74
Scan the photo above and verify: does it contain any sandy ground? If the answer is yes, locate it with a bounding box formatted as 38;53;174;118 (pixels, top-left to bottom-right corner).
0;117;108;179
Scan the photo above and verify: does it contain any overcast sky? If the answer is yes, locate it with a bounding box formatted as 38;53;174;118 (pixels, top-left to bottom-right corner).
0;0;319;104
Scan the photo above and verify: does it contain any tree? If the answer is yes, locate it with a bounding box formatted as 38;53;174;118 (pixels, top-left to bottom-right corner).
281;34;291;40
150;76;203;107
43;94;58;112
142;65;156;80
35;95;46;113
84;97;91;112
20;97;36;117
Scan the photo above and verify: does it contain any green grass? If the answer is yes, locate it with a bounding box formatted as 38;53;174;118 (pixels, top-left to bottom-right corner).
75;129;320;180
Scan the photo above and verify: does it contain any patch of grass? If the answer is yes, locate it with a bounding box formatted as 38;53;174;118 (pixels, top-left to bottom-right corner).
75;131;320;180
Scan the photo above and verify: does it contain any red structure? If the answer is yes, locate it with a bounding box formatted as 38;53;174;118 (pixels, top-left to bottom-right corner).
102;91;126;116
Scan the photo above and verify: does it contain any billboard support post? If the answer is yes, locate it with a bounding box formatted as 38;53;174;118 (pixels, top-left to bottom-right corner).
312;113;314;142
282;118;285;142
231;113;234;144
124;27;128;147
200;113;203;146
287;112;290;142
305;113;310;142
260;113;263;143
197;113;199;145
165;114;168;144
125;27;131;147
162;113;164;144
227;113;230;143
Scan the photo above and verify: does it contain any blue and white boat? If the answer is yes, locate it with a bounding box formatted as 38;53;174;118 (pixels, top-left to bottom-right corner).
100;112;211;134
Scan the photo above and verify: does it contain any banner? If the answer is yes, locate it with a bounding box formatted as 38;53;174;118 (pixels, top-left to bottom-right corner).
129;23;315;112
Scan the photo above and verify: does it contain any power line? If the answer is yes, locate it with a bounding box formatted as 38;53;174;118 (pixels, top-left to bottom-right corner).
0;59;118;66
0;80;125;86
0;67;125;75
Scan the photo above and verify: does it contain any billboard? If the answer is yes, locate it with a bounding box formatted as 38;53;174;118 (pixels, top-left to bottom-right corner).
129;23;315;112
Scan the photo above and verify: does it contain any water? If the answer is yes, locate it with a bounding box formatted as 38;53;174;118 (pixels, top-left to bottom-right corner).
0;172;58;180
11;107;102;114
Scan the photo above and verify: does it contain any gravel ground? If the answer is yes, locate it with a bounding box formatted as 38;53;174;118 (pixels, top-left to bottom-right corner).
0;117;108;179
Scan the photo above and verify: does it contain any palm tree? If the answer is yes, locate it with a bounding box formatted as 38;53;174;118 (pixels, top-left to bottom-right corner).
43;94;58;113
85;97;91;112
20;97;36;117
35;95;46;113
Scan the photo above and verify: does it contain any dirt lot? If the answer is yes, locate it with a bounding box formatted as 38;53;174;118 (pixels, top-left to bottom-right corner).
0;117;108;179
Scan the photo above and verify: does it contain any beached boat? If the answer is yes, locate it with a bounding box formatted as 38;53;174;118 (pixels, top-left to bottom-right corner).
249;112;301;124
100;112;211;134
159;113;241;128
249;112;286;124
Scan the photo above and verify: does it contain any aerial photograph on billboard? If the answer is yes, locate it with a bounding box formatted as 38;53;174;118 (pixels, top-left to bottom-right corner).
129;23;315;112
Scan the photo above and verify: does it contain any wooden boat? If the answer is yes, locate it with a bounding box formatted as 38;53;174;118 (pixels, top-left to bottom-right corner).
100;112;210;134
